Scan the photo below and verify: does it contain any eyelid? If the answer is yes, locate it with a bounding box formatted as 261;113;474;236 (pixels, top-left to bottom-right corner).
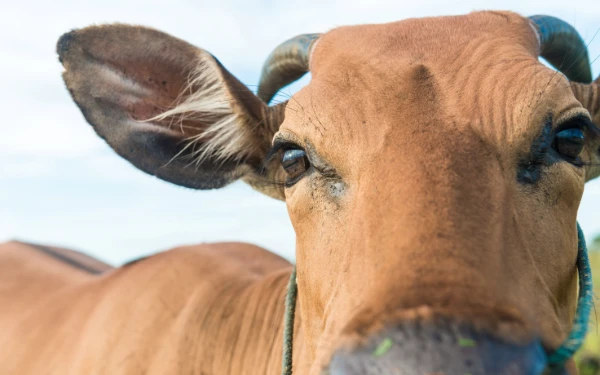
555;115;599;141
554;110;592;129
554;108;591;126
264;140;303;165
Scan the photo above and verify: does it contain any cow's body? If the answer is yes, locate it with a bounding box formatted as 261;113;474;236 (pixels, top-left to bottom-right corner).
0;241;305;374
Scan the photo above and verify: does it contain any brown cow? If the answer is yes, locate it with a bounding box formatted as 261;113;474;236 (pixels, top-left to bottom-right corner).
1;10;599;375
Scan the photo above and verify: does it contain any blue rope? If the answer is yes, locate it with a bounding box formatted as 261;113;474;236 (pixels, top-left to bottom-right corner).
547;222;594;366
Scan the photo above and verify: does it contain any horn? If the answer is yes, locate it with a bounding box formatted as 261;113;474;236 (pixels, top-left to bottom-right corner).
257;33;321;104
529;15;592;84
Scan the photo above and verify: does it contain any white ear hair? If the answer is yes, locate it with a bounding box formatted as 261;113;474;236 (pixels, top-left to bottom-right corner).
148;52;258;166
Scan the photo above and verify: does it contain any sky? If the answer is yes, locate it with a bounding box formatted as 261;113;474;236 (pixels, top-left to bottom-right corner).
1;0;599;265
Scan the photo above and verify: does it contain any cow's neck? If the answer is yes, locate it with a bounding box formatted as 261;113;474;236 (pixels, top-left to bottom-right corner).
187;267;307;374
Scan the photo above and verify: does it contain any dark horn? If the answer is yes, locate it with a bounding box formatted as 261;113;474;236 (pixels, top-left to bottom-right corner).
529;15;592;83
257;33;321;104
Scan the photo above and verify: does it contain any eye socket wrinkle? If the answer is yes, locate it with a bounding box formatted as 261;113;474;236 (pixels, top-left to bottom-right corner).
530;118;554;163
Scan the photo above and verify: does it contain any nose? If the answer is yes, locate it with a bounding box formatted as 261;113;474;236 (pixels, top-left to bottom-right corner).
328;321;550;375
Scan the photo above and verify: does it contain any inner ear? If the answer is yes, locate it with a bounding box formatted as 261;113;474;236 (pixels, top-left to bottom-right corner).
58;25;198;122
58;24;278;191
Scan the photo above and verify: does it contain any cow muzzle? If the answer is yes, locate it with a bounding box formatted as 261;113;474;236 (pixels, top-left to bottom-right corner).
327;321;550;375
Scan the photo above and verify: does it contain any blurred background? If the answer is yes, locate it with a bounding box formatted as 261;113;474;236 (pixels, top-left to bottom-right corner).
1;0;599;368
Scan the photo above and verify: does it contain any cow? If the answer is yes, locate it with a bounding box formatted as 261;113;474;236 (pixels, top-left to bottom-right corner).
0;10;599;375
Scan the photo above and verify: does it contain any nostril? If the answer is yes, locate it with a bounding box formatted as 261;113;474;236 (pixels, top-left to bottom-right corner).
328;322;548;375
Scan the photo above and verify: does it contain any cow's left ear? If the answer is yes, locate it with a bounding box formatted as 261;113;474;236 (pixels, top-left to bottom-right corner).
58;24;286;199
571;77;600;182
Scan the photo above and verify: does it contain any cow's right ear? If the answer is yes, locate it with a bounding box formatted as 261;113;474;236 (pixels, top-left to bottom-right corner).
58;24;285;198
571;76;600;182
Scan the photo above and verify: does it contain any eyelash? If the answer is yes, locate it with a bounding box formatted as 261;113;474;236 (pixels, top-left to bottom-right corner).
263;141;301;165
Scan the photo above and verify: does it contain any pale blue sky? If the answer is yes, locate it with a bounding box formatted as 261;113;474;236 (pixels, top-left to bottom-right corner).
1;0;599;265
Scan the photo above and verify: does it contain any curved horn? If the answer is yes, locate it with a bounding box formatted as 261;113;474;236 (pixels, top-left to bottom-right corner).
529;15;592;84
257;33;321;104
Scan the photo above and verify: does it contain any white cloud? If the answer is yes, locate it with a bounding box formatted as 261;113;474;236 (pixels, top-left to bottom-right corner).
1;0;599;264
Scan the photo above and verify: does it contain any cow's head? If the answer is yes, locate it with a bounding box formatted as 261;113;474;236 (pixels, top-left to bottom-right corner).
57;11;599;374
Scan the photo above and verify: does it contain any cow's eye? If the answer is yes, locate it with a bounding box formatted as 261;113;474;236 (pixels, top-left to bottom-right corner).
553;128;585;162
281;148;310;184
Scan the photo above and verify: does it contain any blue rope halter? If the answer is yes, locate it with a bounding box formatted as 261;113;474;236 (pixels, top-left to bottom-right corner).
547;223;594;366
281;223;594;374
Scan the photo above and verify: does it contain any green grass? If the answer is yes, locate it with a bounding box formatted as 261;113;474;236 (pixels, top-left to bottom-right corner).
576;236;600;374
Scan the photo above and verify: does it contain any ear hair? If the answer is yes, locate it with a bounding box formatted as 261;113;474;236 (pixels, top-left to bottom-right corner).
147;54;261;167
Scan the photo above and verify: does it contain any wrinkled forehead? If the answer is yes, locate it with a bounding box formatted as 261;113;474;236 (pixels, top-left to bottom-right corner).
281;11;581;159
309;11;540;82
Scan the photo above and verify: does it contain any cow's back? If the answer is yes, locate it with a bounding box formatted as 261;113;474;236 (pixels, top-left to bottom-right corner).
0;241;111;319
0;240;292;374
